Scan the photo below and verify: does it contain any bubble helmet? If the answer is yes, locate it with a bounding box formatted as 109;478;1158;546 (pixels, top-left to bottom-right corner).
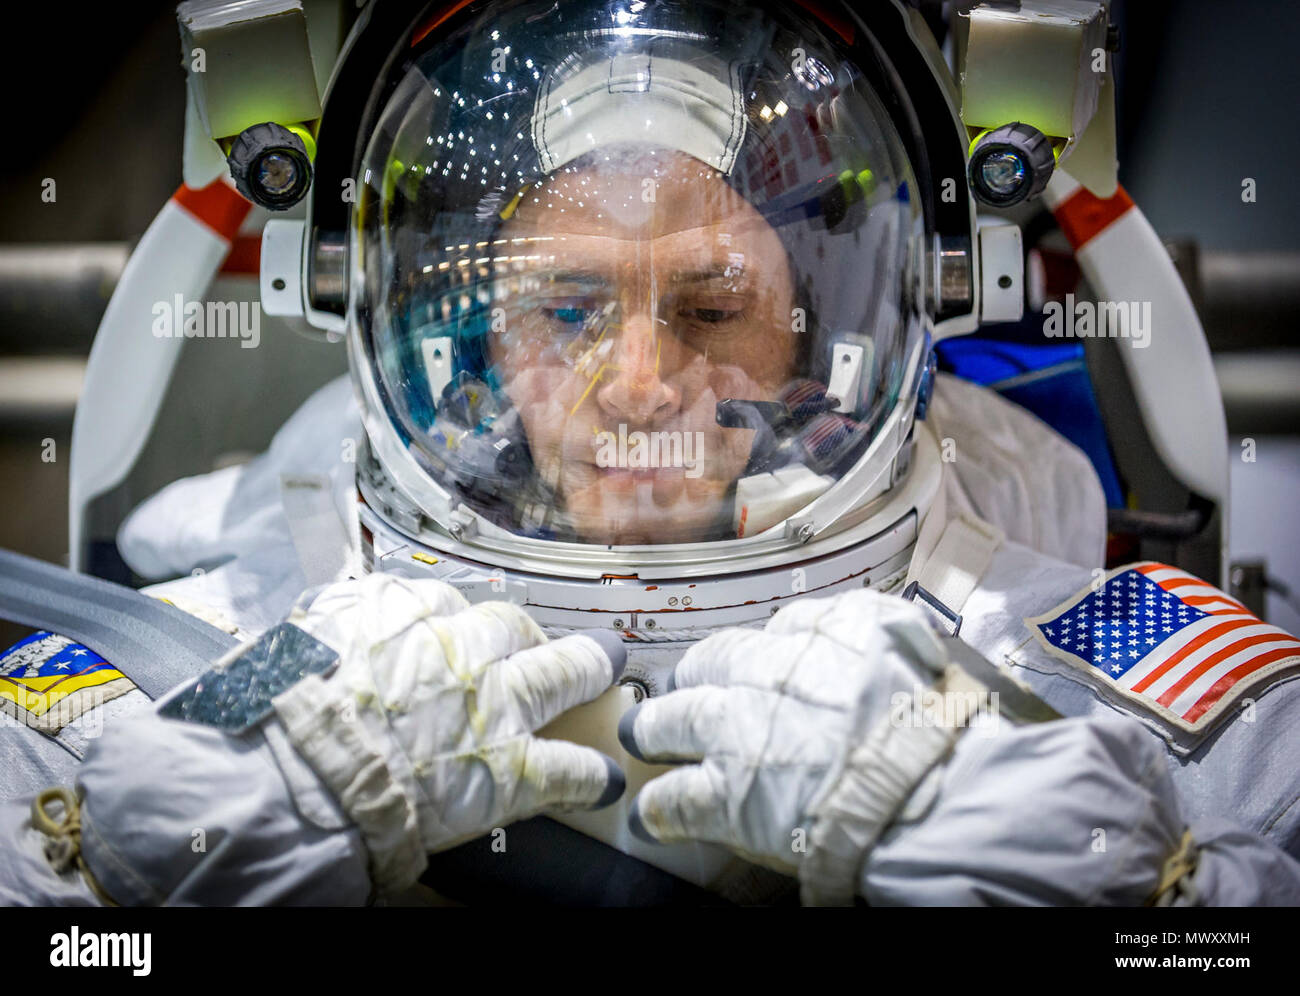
326;0;978;649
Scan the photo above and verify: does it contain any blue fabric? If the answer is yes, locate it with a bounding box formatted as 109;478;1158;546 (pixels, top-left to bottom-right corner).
936;337;1126;508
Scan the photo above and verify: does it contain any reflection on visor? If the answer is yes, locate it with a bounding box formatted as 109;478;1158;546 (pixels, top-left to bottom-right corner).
357;0;926;546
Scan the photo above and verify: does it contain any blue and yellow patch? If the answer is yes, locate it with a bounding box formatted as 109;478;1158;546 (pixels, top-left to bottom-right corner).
0;631;136;733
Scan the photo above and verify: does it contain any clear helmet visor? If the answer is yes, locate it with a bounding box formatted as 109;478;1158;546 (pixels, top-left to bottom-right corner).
354;0;927;546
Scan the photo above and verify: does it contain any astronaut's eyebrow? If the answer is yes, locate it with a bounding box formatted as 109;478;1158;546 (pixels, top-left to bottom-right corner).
667;262;747;286
531;263;748;288
537;268;610;287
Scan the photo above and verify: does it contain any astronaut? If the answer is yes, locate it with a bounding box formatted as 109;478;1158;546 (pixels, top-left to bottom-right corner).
2;0;1299;906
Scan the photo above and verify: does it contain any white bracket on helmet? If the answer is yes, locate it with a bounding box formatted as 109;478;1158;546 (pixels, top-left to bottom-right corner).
420;336;456;403
977;220;1025;324
260;218;306;317
260;217;346;335
826;343;866;415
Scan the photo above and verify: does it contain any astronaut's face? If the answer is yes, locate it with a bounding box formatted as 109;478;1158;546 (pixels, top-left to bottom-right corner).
489;151;798;544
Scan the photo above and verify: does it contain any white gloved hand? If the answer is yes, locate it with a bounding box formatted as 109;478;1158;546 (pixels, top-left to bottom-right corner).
619;588;1198;906
619;589;954;902
274;573;627;895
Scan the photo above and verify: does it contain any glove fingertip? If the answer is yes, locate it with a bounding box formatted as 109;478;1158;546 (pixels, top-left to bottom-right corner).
591;754;626;810
627;798;659;845
578;628;627;682
617;703;647;762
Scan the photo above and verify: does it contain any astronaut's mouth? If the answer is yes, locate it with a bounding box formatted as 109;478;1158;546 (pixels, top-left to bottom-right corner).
588;428;707;480
596;466;671;482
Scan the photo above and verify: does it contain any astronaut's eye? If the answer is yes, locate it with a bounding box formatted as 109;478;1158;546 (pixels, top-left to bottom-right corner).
688;307;734;323
679;295;746;330
540;296;600;334
547;306;589;325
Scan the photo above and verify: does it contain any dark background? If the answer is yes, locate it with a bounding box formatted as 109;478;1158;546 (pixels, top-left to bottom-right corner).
5;1;1297;246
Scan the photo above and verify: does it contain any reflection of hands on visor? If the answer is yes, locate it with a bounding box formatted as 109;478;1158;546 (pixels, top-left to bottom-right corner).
423;372;532;500
718;380;868;477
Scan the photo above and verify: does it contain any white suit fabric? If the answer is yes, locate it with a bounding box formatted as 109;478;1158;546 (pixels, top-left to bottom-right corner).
927;372;1108;570
118;375;362;637
621;583;1300;906
958;540;1300;859
2;374;1297;905
0;378;364;799
104;372;1300;866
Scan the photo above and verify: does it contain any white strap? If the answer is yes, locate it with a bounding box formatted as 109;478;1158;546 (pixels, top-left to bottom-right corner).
909;514;1004;615
275;674;427;894
799;665;986;906
280;474;353;586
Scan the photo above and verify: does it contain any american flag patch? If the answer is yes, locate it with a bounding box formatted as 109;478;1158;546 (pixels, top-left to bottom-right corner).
1025;562;1300;738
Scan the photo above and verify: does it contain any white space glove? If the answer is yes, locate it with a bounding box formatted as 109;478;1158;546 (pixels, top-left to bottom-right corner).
618;589;1219;906
276;573;627;895
619;589;954;902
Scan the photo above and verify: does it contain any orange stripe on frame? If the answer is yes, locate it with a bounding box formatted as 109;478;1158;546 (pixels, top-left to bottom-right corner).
220;235;263;275
1054;184;1135;250
791;0;855;44
410;0;478;47
173;181;252;242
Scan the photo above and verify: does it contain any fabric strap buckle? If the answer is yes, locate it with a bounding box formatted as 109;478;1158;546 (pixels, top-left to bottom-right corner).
901;580;963;637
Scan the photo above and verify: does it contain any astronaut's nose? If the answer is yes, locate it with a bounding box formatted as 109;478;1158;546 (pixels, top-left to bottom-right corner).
595;313;681;424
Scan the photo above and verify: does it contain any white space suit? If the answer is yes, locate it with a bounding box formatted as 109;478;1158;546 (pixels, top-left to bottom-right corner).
2;0;1297;907
3;372;1297;906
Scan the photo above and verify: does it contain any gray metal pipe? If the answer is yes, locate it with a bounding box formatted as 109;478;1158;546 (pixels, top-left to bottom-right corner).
0;244;129;354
